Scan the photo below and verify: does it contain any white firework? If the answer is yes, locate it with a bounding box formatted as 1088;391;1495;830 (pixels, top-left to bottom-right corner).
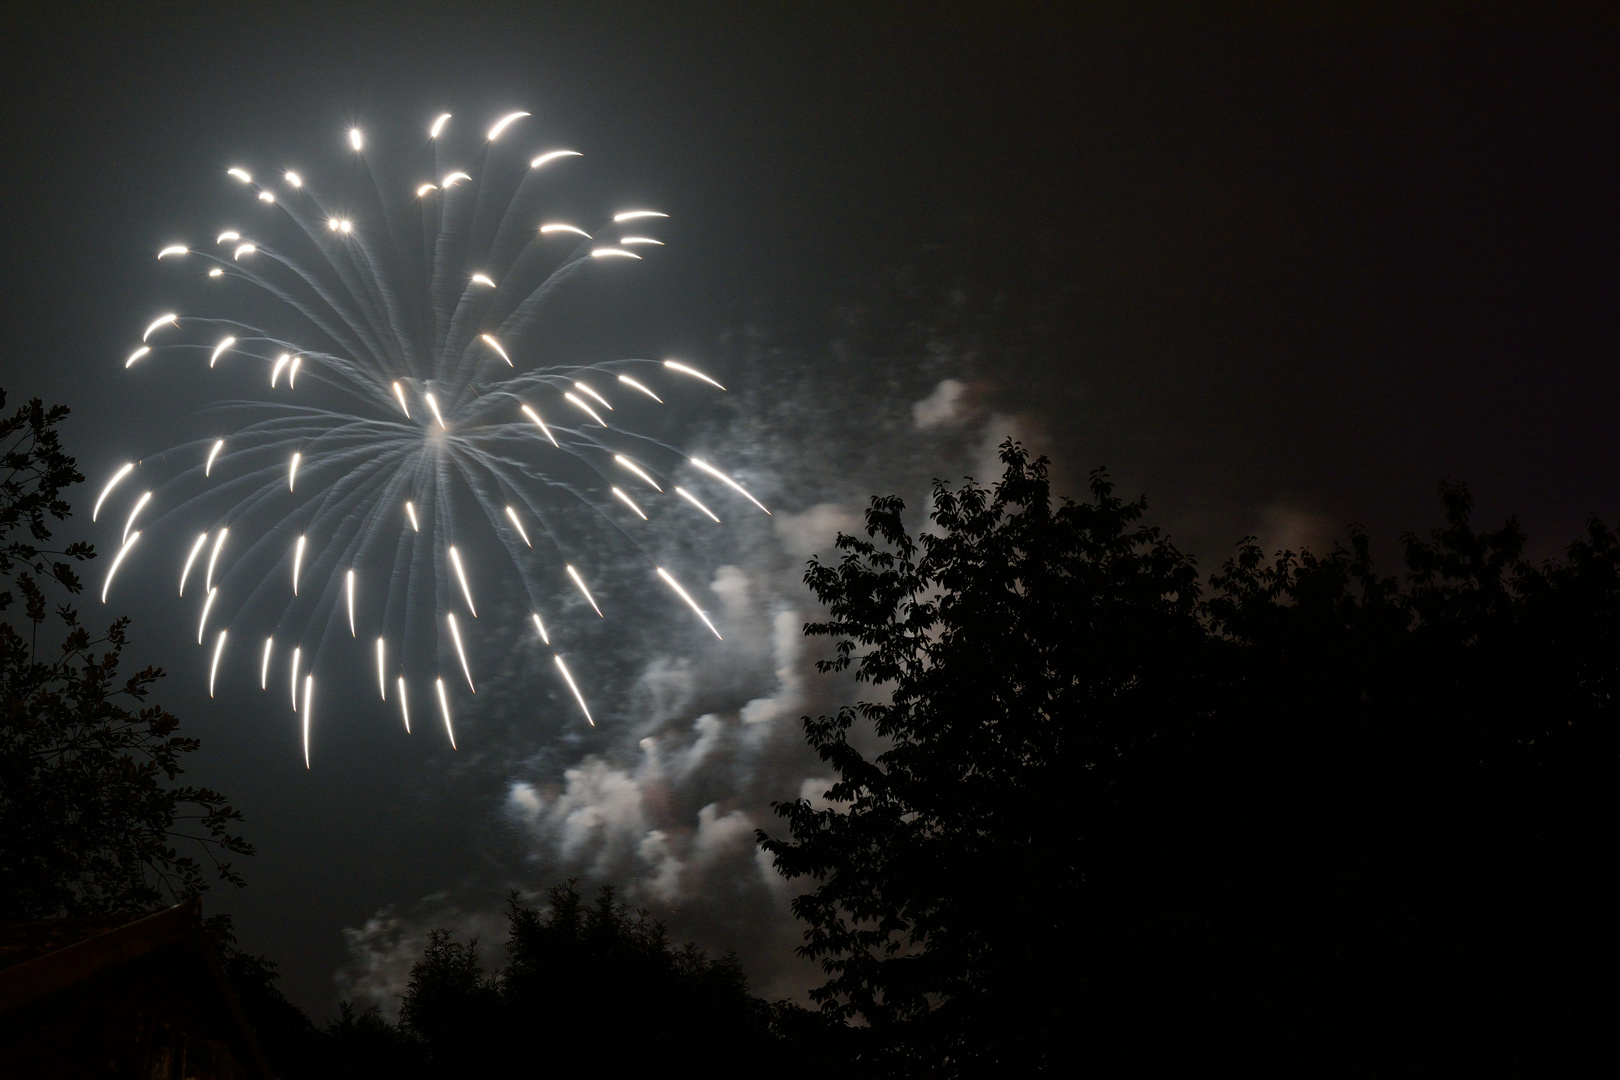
97;107;768;765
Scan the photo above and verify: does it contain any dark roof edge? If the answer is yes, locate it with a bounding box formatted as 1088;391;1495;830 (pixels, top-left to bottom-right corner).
0;897;274;1080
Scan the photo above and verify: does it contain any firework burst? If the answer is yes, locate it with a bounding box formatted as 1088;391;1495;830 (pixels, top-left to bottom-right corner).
96;108;768;765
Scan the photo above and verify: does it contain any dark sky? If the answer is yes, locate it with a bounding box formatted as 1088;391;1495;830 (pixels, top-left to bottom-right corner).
3;2;1617;1015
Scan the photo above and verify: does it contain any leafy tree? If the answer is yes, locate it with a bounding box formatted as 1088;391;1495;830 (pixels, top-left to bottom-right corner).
759;441;1206;1072
0;388;252;917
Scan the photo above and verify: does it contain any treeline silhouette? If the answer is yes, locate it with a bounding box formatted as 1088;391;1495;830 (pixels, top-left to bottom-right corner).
226;882;831;1078
4;390;1610;1074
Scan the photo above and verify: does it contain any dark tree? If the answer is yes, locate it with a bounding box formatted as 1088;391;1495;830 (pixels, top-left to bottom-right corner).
759;441;1206;1072
0;388;252;917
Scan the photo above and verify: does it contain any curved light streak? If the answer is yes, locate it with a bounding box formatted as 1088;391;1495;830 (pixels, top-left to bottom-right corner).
563;392;606;427
520;404;558;446
470;273;496;288
405;501;420;532
530;150;581;169
663;360;725;389
292;534;306;596
397;677;411;732
613;210;668;222
197;587;219;644
261;636;274;689
614;454;662;491
346;569;357;636
435;678;456;748
425;392;446;429
290;647;301;711
691;457;770;514
142;314;178;342
611;487;647;521
430;113;451;138
442;171;471;187
566;564;602;617
448;545;476;616
416;183;438;197
209;630;228;697
504;505;532;547
270;353;291;386
447;612;474;691
553;655;593;726
479;334;512;365
674;486;720;523
285;171;302;187
487;111;530;140
216;231;240;244
101;532;139;603
531;612;550;645
258;191;275;204
376;637;387;699
392;381;410;417
574;382;612;411
302;674;314;768
590;248;641;260
122;491;152;544
233;244;256;260
124;346;151;369
618;237;665;246
540;223;590;238
228;168;252;183
92;463;134;522
204;526;228;592
209;337;236;367
616;375;663;403
656;566;722;639
288;451;301;491
157;245;187;259
179;532;209;596
288;356;302;387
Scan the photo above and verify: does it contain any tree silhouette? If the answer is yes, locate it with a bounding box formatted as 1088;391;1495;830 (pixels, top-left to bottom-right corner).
759;440;1206;1072
763;446;1615;1073
0;390;251;918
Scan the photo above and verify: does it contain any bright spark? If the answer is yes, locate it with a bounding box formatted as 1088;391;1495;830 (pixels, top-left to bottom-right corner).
613;210;668;222
566;564;602;617
488;111;530;140
288;451;301;491
209;337;236;367
530;150;581;169
157;245;187;259
260;637;273;689
209;630;228;697
142;314;178;341
505;506;532;547
448;545;477;616
101;532;139;603
563;392;606;427
657;566;722;639
663;360;726;389
442;171;471;187
233;244;255;260
288;355;302;387
430;113;451;138
691;457;770;514
302;674;314;768
616;374;663;403
291;647;300;711
392;381;411;417
435;678;456;748
270;354;290;386
614;454;662;491
92;463;134;522
674;486;720;523
208;268;224;278
216;231;240;243
447;613;475;691
179;532;209;596
346;569;357;636
285;171;302;187
376;638;387;699
258;191;275;204
590;248;641;259
479;334;512;365
349;128;363;151
204;527;228;592
520;404;558;446
124;346;151;368
122;491;152;544
471;273;496;288
197;587;218;644
618;237;665;246
405;501;420;532
425;393;446;429
531;612;550;645
554;656;593;726
611;487;648;520
416;183;438;197
540;223;591;238
292;535;306;595
574;382;613;410
228;168;252;183
398;677;411;732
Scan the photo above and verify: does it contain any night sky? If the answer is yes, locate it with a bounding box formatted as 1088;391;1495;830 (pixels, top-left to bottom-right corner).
2;3;1616;1015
